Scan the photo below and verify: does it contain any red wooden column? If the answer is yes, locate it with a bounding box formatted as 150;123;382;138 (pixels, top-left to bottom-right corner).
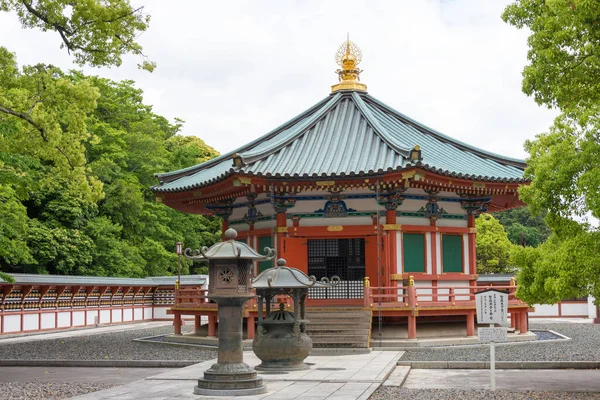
466;311;475;337
468;213;477;274
173;313;182;335
519;311;528;334
208;315;217;337
247;315;255;339
385;209;398;285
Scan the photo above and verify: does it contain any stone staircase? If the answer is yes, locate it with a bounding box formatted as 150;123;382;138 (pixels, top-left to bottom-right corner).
305;308;372;348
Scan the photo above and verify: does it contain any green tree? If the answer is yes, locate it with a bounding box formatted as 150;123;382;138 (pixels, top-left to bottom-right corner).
503;0;600;304
0;0;154;71
475;214;515;274
502;0;600;110
494;206;551;247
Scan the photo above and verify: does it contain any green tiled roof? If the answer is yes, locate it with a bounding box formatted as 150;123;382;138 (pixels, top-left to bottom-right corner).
153;91;525;193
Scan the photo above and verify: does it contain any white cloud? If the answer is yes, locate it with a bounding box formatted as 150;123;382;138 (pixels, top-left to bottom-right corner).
0;0;557;161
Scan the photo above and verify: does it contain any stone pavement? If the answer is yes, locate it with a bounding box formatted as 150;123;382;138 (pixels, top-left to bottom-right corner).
71;351;402;400
386;368;600;392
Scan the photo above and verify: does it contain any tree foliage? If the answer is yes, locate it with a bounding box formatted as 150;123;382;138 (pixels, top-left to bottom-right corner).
0;0;154;71
502;0;600;110
475;214;515;274
494;206;551;247
503;0;600;304
0;54;221;277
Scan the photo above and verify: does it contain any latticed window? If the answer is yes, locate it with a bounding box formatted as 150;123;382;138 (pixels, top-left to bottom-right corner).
307;238;365;299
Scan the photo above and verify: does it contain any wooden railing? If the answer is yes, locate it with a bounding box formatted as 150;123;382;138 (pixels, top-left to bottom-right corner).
364;283;519;308
174;288;211;308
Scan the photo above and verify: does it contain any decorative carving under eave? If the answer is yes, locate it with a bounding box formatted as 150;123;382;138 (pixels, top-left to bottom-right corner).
209;198;235;220
459;195;490;216
377;188;406;211
315;193;356;218
419;189;447;222
243;193;263;227
273;195;297;214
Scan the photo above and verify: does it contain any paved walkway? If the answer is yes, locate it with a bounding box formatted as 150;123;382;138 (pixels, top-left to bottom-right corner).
0;367;174;384
71;351;402;400
386;368;600;392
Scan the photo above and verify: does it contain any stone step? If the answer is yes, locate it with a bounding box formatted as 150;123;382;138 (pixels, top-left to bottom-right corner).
303;308;372;348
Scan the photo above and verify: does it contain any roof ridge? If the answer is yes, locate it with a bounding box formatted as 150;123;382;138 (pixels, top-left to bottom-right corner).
237;93;343;166
363;94;526;169
154;95;334;184
351;92;411;157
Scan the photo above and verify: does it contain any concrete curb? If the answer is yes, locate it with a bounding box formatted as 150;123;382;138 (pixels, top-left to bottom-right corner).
0;359;197;368
396;360;600;369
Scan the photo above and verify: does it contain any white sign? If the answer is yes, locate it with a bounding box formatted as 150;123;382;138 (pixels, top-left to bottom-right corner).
478;327;508;342
475;289;508;325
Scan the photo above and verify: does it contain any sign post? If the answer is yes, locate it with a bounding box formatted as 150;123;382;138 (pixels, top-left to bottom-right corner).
475;289;509;391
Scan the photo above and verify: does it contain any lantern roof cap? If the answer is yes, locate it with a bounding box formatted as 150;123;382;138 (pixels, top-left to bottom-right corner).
253;258;334;289
198;228;275;260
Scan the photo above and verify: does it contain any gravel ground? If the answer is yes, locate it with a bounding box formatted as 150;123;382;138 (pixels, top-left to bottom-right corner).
0;325;217;361
0;382;118;400
370;388;600;400
400;322;600;362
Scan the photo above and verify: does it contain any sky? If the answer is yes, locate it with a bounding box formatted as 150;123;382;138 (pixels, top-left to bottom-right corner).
0;0;558;160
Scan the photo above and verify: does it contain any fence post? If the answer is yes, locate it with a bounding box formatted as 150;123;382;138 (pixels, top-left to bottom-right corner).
363;277;371;307
407;276;417;339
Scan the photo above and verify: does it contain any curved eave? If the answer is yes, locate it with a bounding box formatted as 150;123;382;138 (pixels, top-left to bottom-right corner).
243;163;526;184
154;96;333;184
152;167;236;193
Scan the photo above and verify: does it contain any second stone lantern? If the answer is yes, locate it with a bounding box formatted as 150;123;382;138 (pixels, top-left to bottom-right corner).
186;228;274;396
252;258;339;371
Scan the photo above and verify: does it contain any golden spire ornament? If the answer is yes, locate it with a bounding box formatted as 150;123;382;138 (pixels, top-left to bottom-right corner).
331;34;367;93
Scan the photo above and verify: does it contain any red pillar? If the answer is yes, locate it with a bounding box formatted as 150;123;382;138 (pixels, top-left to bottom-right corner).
519;311;528;334
510;312;517;329
173;313;182;335
386;209;397;279
276;212;286;257
514;312;521;332
408;314;417;339
466;312;475;337
247;315;255;339
468;214;477;274
208;315;217;337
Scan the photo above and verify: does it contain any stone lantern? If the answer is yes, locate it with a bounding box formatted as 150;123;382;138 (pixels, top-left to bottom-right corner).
252;258;339;371
188;228;274;396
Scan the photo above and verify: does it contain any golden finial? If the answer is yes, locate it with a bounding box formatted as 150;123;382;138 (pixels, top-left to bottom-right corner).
331;34;367;93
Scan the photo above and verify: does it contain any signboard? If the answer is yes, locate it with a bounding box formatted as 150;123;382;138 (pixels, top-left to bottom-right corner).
475;289;508;325
478;327;507;342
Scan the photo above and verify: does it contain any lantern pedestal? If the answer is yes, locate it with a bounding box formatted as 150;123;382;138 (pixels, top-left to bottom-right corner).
194;296;266;396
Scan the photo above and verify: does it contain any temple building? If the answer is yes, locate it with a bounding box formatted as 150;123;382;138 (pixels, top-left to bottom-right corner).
152;39;531;342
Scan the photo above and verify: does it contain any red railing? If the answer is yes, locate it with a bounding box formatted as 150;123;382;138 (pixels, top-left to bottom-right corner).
174;288;212;308
365;283;518;308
